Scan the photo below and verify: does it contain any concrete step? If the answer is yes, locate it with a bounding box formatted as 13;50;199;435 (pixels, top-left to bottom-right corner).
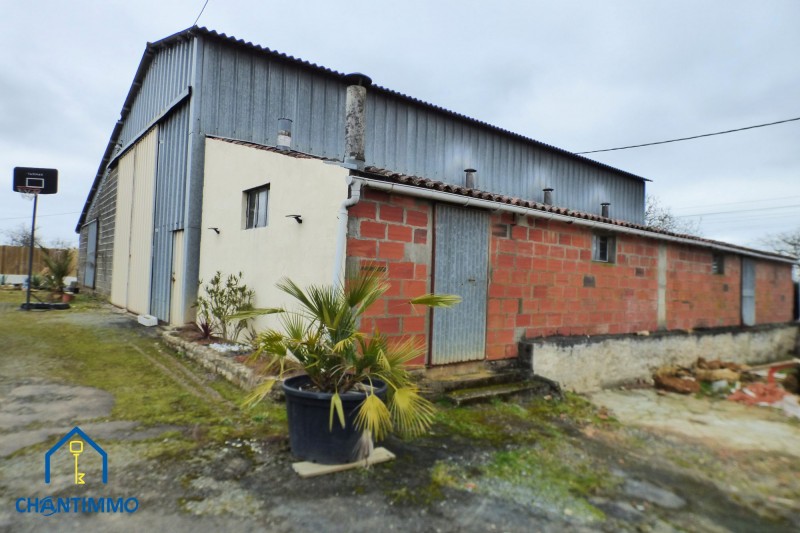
420;367;528;395
444;380;546;406
418;359;561;405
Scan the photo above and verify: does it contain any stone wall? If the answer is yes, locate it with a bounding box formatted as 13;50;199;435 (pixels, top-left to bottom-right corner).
522;325;799;392
78;166;117;295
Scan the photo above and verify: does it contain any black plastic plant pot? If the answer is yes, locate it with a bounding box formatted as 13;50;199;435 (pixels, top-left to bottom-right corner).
282;375;387;465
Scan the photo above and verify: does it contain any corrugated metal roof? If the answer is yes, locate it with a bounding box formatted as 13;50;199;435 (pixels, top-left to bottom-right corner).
158;26;650;183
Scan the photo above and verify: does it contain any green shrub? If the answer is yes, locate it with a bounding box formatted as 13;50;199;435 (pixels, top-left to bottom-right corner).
195;271;255;342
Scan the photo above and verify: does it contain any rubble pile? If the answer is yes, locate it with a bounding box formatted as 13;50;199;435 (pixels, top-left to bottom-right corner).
654;357;748;395
653;357;800;419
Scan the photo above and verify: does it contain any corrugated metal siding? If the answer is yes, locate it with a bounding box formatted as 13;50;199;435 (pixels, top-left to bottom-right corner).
170;230;185;325
118;40;193;147
196;37;643;224
150;226;171;321
366;92;645;224
199;42;346;158
126;128;158;315
431;205;489;364
150;103;190;322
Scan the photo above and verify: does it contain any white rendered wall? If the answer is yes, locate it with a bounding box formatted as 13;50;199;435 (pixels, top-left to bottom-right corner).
200;138;349;334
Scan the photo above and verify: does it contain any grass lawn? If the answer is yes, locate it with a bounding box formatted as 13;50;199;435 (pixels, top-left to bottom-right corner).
0;289;619;520
0;289;286;455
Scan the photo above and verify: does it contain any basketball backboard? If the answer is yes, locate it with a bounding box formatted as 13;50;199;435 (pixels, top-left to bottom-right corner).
13;167;58;194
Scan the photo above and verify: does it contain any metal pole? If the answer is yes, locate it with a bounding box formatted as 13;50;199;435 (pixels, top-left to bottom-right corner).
24;192;38;310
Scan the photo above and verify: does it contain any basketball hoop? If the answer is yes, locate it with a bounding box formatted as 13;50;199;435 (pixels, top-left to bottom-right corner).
11;167;59;311
16;186;42;201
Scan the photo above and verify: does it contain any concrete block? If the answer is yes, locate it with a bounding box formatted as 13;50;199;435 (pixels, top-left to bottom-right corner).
137;314;158;327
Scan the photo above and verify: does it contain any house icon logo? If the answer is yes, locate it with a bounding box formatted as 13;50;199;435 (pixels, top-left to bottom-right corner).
16;427;138;516
44;427;108;484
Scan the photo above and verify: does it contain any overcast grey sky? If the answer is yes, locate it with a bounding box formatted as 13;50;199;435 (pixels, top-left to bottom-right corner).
2;0;798;250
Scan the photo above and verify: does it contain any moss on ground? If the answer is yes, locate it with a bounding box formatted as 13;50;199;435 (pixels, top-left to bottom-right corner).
427;393;619;521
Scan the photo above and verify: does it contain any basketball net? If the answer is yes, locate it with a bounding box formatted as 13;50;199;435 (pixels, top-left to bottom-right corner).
16;187;42;201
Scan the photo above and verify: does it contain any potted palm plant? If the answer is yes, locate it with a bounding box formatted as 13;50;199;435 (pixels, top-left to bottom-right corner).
237;269;460;464
41;247;75;302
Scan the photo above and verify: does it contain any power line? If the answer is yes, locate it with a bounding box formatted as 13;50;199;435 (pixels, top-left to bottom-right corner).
193;0;210;26
676;204;800;218
576;116;800;154
673;195;800;212
0;212;80;221
697;214;800;227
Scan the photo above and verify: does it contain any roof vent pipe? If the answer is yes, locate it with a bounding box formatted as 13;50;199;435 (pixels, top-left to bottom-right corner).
543;188;554;206
601;202;610;218
464;168;477;189
277;118;292;151
344;73;372;169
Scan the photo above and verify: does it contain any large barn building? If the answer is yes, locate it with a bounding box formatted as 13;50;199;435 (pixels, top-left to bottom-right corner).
76;27;797;389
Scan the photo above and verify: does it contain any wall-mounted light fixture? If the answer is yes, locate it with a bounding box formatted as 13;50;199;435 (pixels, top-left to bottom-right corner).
208;227;220;234
286;215;303;224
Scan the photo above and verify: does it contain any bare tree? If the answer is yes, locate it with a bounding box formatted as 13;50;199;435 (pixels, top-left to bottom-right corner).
761;228;800;259
761;228;800;282
644;195;702;236
762;229;800;321
2;223;43;247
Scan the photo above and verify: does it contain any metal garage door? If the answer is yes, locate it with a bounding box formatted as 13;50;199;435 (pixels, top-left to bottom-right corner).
431;204;489;364
742;258;756;326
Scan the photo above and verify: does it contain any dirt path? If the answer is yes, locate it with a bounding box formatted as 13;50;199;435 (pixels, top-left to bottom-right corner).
591;389;800;456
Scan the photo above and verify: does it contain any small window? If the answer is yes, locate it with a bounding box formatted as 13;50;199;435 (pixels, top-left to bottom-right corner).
711;253;725;275
245;185;269;229
592;234;616;263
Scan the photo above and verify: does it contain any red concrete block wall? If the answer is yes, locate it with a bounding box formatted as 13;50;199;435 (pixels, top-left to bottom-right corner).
756;261;795;324
666;246;741;330
348;189;795;365
486;214;660;359
345;188;432;364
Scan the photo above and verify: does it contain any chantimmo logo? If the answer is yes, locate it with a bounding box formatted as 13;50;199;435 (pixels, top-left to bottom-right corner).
44;426;108;484
15;426;139;517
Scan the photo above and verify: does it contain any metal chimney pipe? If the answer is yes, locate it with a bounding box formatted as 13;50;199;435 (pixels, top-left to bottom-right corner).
601;202;610;218
277;118;292;150
543;188;554;205
344;73;372;168
464;168;477;189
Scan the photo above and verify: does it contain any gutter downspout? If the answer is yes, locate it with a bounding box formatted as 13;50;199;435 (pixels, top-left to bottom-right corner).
352;177;797;266
333;177;362;288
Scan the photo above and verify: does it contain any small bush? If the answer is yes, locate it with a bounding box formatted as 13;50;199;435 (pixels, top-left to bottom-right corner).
195;271;255;342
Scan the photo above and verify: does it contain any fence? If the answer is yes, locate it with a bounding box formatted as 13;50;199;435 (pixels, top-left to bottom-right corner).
0;246;78;278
